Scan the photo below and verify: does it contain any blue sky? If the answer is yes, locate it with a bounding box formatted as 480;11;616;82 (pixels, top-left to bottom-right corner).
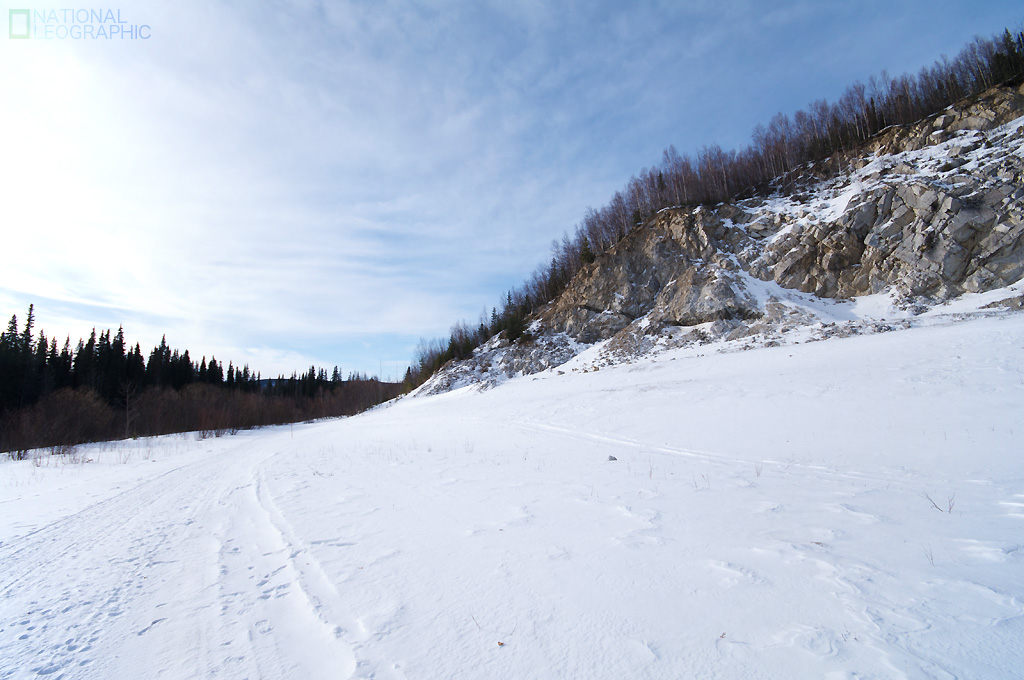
1;1;1021;379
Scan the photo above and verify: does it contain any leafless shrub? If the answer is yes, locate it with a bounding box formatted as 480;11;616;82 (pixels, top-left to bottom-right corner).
923;491;956;513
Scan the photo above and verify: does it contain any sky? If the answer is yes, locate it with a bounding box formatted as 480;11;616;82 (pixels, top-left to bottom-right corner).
1;1;1021;380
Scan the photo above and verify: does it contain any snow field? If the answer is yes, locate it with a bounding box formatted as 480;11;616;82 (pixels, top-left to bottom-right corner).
1;314;1023;678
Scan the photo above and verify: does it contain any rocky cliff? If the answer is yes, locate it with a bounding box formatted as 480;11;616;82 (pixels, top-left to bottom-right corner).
421;84;1024;394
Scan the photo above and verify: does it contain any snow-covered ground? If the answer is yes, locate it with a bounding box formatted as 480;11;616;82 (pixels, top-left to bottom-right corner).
2;311;1023;679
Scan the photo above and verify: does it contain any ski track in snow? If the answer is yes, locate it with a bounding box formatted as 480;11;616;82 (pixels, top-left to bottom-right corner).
0;437;362;679
2;314;1024;678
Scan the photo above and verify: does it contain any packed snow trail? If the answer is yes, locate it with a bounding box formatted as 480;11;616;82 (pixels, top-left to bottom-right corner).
2;314;1023;678
0;430;359;679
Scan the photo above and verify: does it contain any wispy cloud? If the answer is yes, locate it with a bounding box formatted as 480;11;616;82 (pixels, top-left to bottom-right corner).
1;0;1021;376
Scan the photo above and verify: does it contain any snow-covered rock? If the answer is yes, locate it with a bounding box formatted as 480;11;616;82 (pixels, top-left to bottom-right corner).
425;84;1024;391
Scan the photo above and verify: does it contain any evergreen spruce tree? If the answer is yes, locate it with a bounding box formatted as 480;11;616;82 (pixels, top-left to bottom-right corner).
579;237;596;265
207;357;223;384
126;343;146;392
0;314;20;410
57;338;73;389
19;305;34;357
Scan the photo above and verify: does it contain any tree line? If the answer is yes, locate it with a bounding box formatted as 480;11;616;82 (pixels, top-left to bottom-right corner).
1;305;401;456
406;26;1024;387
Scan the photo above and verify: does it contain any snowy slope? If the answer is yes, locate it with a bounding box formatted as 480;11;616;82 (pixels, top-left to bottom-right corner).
2;311;1023;679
